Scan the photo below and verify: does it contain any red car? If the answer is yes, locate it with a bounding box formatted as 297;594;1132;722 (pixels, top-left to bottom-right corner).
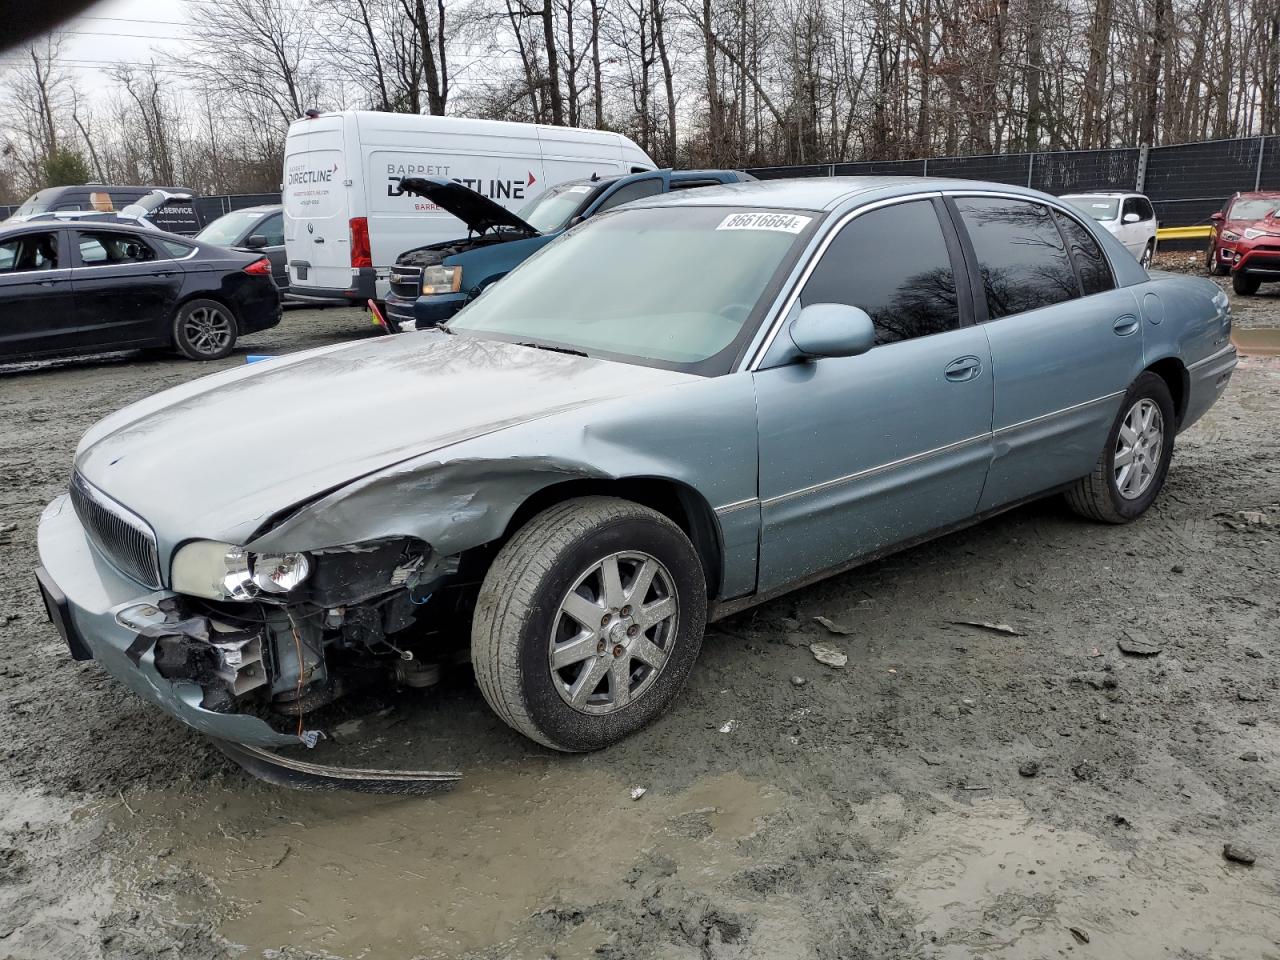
1207;191;1280;294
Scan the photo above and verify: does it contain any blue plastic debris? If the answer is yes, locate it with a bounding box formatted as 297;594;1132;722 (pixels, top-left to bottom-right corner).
246;355;278;364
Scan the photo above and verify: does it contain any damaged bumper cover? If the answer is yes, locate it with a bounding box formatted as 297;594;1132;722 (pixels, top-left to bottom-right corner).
35;495;460;791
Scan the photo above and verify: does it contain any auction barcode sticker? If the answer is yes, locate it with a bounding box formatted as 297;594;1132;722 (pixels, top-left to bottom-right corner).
716;212;812;233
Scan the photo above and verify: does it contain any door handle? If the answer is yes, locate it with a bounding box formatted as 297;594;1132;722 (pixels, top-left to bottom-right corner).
944;356;983;382
1113;315;1140;337
313;237;325;244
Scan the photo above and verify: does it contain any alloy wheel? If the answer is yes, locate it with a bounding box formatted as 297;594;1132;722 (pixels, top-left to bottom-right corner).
548;551;678;715
182;306;233;356
1114;398;1164;500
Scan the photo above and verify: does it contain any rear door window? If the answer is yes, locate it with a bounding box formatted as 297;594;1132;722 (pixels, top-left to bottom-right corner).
0;232;59;272
800;199;961;345
1054;212;1114;296
76;231;157;265
953;197;1079;320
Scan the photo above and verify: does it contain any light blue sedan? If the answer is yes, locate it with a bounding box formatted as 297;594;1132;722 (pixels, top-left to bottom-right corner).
36;177;1237;782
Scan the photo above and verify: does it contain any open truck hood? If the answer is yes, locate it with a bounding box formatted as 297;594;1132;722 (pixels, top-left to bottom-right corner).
73;333;696;547
398;177;538;235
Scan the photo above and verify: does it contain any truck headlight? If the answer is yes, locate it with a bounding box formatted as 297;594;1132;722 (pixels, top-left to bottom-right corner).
171;541;311;601
422;264;462;295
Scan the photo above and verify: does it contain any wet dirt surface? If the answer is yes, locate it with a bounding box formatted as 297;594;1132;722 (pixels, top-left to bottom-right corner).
1;289;1278;960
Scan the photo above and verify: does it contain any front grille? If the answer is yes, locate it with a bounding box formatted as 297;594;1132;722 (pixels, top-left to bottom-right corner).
69;471;162;589
389;266;422;299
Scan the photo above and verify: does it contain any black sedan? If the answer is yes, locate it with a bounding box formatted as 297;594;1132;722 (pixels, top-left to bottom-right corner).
0;220;281;362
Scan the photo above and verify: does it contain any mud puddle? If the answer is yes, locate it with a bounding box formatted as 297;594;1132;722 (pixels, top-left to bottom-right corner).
103;768;783;958
886;796;1280;959
1234;326;1280;356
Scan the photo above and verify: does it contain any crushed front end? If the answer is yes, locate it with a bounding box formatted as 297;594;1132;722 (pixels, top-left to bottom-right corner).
35;477;468;788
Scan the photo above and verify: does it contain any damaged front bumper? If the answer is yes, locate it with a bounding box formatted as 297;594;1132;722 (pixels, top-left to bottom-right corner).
35;495;461;791
37;494;301;748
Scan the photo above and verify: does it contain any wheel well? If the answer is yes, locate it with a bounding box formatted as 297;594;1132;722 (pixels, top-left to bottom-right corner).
1146;357;1188;426
500;478;725;600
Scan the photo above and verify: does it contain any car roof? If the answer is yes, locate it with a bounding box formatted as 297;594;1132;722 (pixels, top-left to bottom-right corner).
0;219;184;241
1060;191;1139;198
629;176;1086;212
217;204;282;215
1232;191;1280;199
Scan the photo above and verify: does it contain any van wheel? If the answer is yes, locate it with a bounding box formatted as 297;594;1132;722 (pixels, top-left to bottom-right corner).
1140;241;1154;269
174;300;238;360
1065;372;1175;524
1232;272;1261;296
471;496;707;752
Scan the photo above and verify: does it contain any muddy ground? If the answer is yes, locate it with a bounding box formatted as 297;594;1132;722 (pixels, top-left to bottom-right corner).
1;263;1278;960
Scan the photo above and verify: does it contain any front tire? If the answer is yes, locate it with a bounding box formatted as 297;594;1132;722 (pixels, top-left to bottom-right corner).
173;299;238;360
1065;372;1175;524
1140;241;1154;270
1232;271;1261;295
1207;245;1229;276
471;496;707;752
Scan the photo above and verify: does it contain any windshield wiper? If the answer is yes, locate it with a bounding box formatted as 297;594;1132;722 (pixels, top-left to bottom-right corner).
515;341;588;357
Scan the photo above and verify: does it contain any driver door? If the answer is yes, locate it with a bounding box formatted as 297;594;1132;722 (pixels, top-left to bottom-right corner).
752;198;994;593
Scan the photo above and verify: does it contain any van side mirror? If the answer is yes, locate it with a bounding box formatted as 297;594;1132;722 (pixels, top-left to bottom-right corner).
244;234;268;249
1122;212;1141;224
788;303;876;360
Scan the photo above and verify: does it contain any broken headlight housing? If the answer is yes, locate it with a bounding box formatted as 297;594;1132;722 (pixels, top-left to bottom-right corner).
171;540;311;601
421;264;462;295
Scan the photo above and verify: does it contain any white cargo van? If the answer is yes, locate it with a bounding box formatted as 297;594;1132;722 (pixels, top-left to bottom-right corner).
282;110;655;303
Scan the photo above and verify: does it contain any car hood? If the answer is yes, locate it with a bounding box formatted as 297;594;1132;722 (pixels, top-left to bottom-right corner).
398;177;538;235
74;333;698;545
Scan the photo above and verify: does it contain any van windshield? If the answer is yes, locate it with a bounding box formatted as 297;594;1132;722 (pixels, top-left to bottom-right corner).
516;181;605;233
448;205;815;371
1062;196;1120;221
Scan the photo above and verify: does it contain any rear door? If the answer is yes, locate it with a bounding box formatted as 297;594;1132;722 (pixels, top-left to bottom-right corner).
948;195;1144;510
283;119;350;293
0;229;76;358
70;229;183;346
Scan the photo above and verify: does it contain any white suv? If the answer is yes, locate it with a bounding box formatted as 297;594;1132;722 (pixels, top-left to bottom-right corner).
1060;191;1158;268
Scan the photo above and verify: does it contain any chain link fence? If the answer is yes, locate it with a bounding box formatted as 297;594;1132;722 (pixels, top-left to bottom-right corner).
748;136;1280;243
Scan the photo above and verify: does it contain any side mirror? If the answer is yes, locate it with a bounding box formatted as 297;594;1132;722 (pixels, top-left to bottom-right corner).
1122;212;1141;224
244;234;268;249
788;303;876;360
1210;211;1224;222
566;215;585;228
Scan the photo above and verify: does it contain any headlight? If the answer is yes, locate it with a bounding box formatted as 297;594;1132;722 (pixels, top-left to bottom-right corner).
171;540;311;601
1222;230;1240;242
422;264;462;295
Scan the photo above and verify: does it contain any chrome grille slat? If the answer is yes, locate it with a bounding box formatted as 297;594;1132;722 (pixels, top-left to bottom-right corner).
69;471;162;589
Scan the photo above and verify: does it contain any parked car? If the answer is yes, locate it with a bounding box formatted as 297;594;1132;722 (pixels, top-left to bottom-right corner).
36;177;1236;785
282;109;655;304
386;168;755;326
7;184;201;235
196;204;289;294
0;220;280;363
1205;191;1280;293
1060;191;1158;267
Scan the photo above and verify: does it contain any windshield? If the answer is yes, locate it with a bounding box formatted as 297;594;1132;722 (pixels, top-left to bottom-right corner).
516;181;604;233
448;205;814;369
196;209;260;246
1062;196;1120;221
12;192;52;217
1228;198;1280;221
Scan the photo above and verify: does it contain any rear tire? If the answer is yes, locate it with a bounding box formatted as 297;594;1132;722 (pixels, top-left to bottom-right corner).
173;299;238;360
471;496;707;752
1065;372;1175;524
1232;271;1261;296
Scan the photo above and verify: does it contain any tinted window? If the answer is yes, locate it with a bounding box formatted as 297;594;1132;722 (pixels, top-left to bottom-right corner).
77;231;156;265
1054;212;1114;295
1122;197;1153;221
159;239;196;258
0;232;58;272
258;212;285;245
800;200;959;345
595;177;664;214
954;197;1078;320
